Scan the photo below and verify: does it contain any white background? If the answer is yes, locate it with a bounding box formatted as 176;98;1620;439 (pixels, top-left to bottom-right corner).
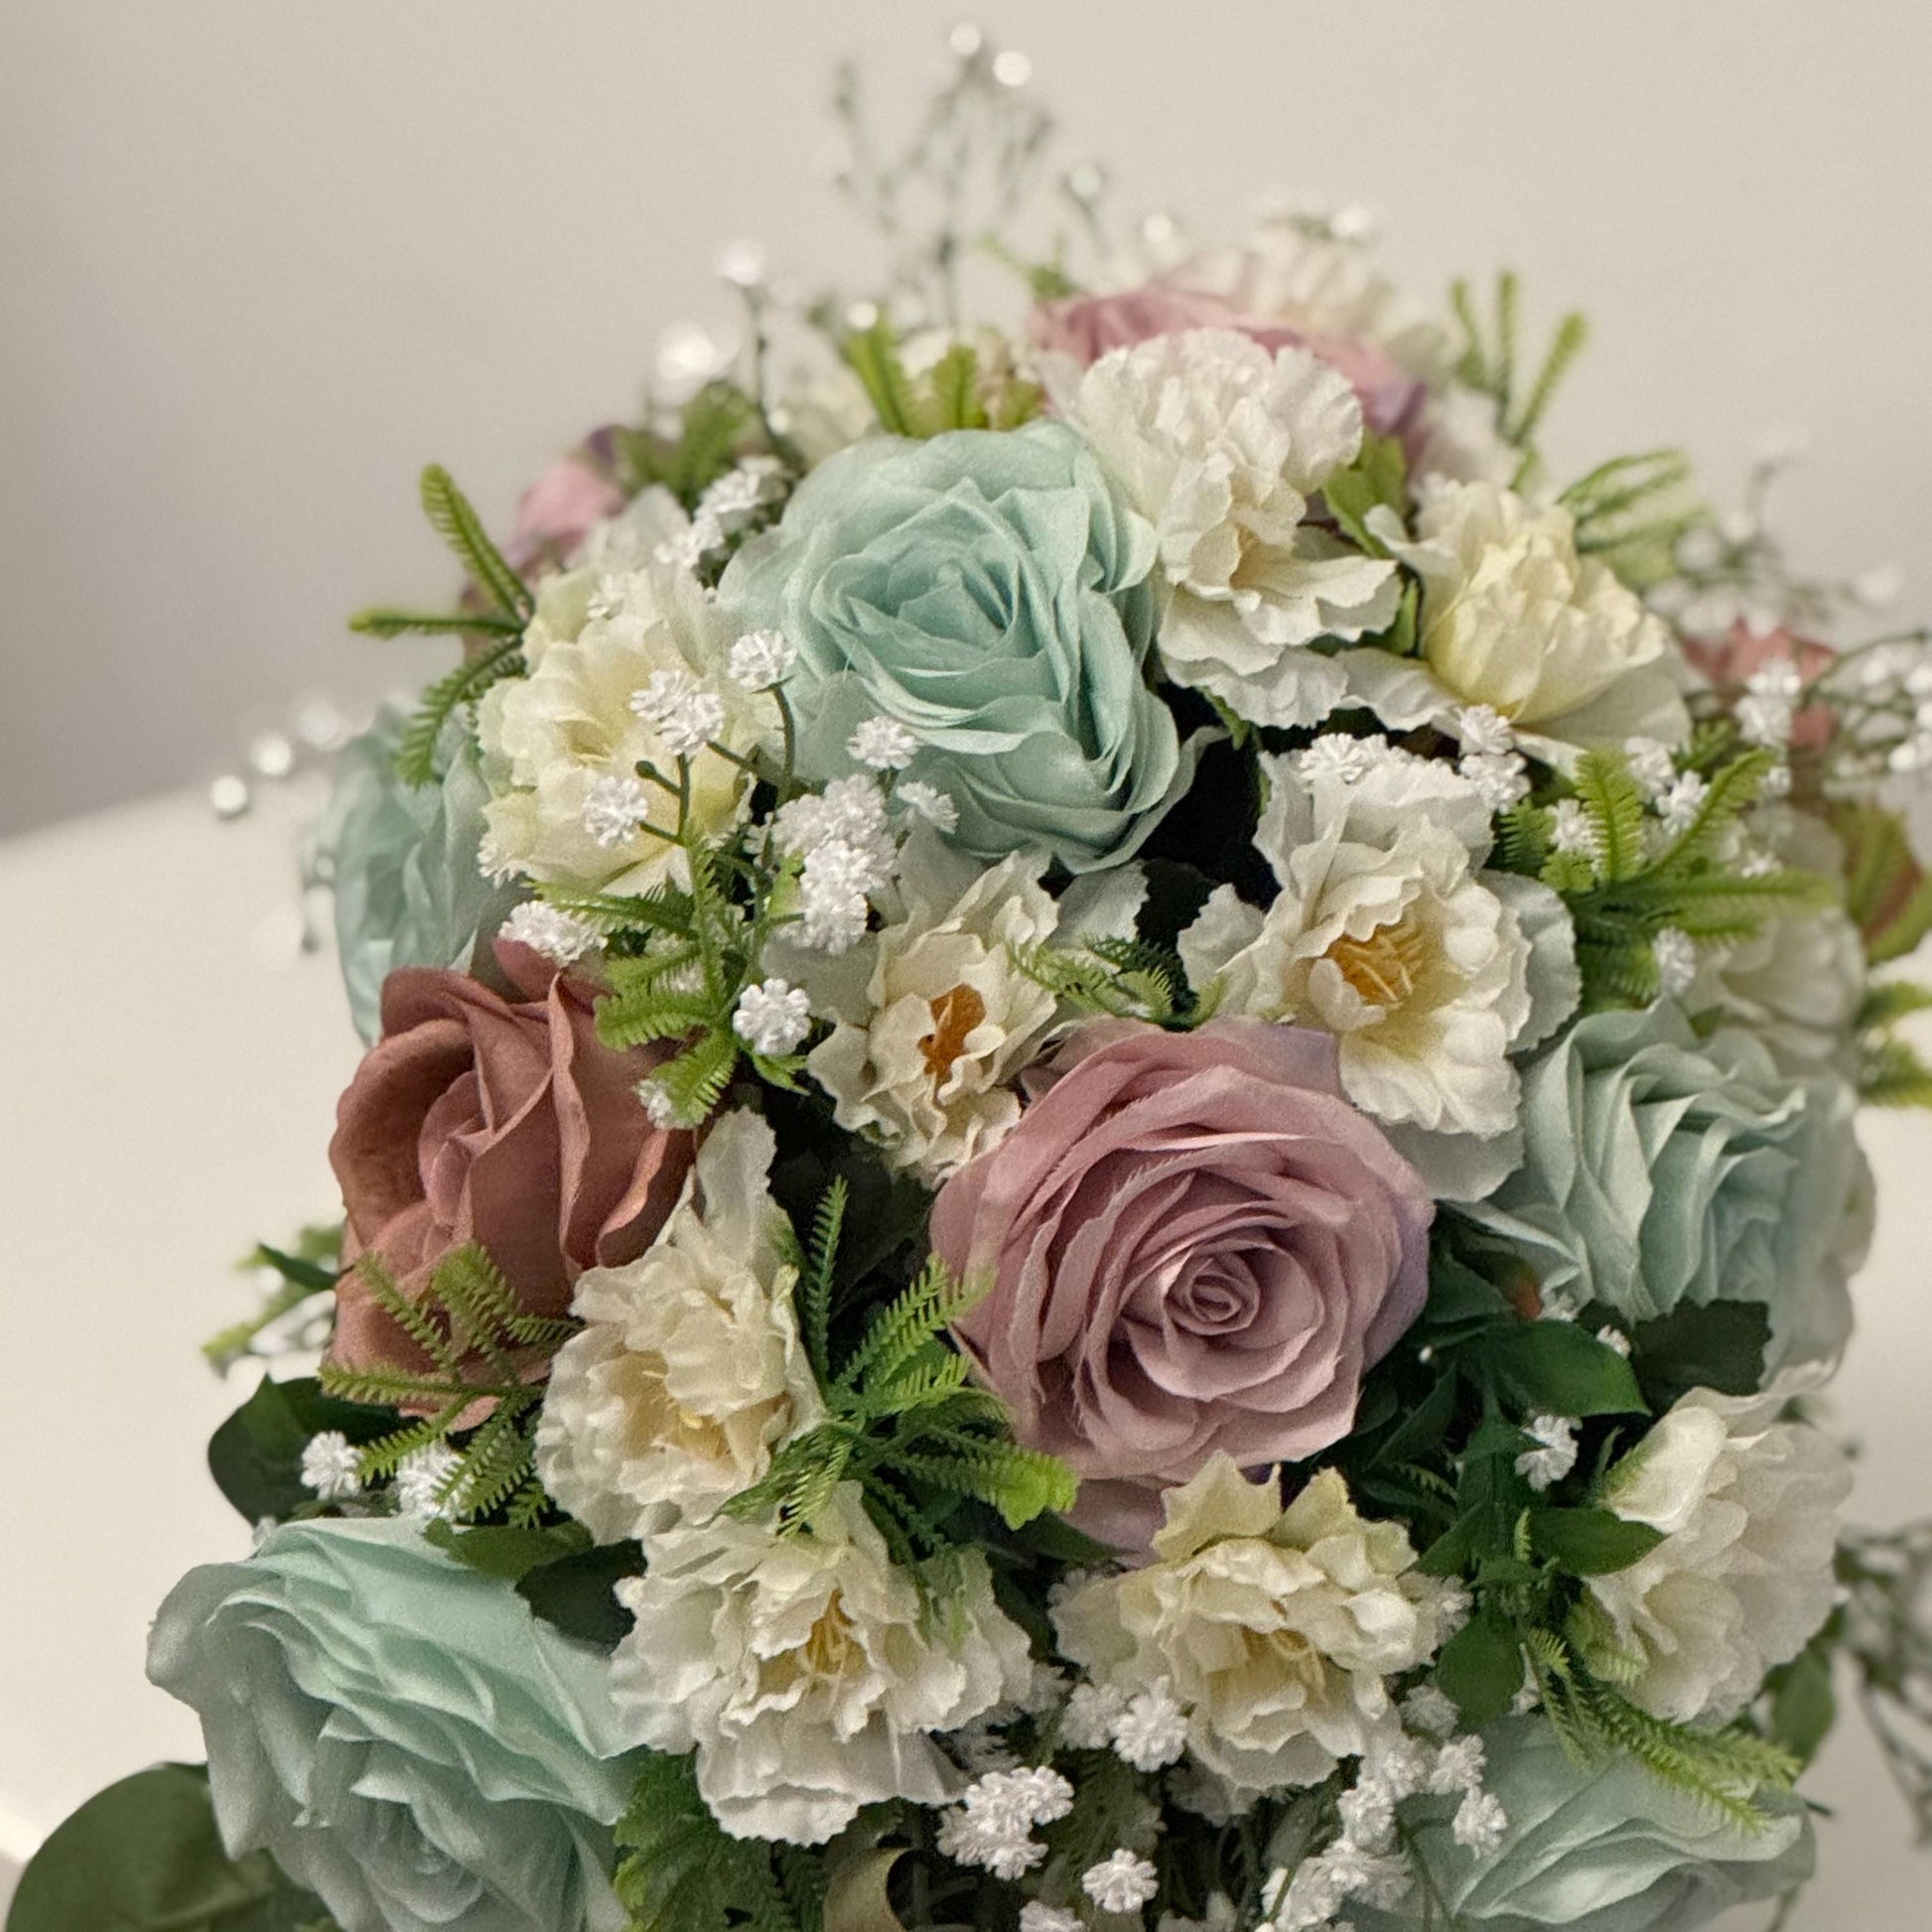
3;2;1931;1921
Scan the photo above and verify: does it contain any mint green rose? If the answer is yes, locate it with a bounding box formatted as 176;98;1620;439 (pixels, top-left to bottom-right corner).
320;705;519;1042
1467;1003;1864;1370
719;421;1188;872
147;1519;639;1932
1352;1718;1813;1932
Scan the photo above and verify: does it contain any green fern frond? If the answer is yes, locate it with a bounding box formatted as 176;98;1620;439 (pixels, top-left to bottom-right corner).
1654;748;1776;871
843;320;922;436
1572;750;1649;882
347;608;524;640
1857;979;1932;1032
394;638;525;785
800;1175;846;1384
418;465;532;622
1862;1037;1932;1108
650;1029;741;1127
538;884;698;938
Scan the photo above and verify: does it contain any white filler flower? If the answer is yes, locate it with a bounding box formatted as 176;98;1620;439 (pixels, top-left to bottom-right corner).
610;1483;1031;1844
1062;330;1400;729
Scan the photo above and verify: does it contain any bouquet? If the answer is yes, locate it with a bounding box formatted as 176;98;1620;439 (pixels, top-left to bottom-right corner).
18;36;1932;1932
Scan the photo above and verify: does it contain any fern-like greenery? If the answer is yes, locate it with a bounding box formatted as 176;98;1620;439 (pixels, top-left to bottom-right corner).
316;1244;574;1526
1017;933;1195;1028
841;316;1040;439
1561;449;1703;591
1451;271;1590;473
612;382;761;512
723;1195;1076;1571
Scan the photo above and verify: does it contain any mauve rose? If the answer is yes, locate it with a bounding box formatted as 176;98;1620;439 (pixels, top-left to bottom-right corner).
1031;283;1425;440
1686;620;1836;752
503;452;624;575
933;1020;1433;1546
328;942;691;1384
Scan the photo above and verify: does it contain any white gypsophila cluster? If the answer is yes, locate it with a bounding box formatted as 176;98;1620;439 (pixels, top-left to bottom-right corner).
1622;735;1679;799
800;829;1063;1182
1060;330;1399;731
1656;769;1710;838
1084;1850;1162;1915
696;456;783;536
1018;1907;1083;1932
299;1431;362;1503
1111;1679;1190;1772
654;511;725;574
1549;797;1595;859
582;773;654;850
1053;1460;1455;1805
499;898;601;967
1584;1384;1852;1724
732;977;813;1056
934;1765;1074;1880
535;1112;819;1542
773;774;899;953
628;666;729;759
1456;704;1517;756
1458;749;1531;811
848;715;919;771
728;625;798;691
1651;927;1698;1000
609;1483;1032;1844
895;777;960;832
392;1443;463;1522
1515;1413;1581;1492
1735;660;1804;751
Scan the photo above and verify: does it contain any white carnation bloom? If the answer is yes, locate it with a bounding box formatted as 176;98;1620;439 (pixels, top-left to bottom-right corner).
610;1484;1031;1845
1179;748;1578;1198
1340;481;1690;766
1583;1385;1851;1724
1061;330;1400;729
1052;1458;1454;1804
478;487;767;894
802;831;1062;1182
534;1111;820;1542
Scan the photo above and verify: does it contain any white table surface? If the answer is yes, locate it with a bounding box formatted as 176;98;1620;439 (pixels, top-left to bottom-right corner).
2;790;1928;1923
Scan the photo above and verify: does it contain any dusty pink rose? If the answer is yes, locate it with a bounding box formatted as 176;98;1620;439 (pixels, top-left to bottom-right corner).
934;1020;1433;1546
1030;282;1425;439
504;452;624;574
328;942;691;1387
1686;620;1836;752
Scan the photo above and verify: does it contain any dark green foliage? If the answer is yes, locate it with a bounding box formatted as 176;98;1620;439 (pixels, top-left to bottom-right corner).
1436;1610;1527;1725
1624;1301;1771;1408
1763;1625;1839;1768
613;383;760;510
207;1374;396;1526
9;1763;335;1932
424;1502;641;1644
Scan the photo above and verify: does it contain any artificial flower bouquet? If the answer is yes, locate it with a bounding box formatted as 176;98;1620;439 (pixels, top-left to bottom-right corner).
19;39;1932;1932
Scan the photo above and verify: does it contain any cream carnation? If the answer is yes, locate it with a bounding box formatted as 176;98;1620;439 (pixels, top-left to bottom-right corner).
478;487;767;893
610;1484;1032;1844
1052;1459;1451;1803
534;1111;820;1542
1062;330;1401;729
1179;747;1576;1197
1342;481;1690;763
801;831;1062;1181
1582;1386;1851;1724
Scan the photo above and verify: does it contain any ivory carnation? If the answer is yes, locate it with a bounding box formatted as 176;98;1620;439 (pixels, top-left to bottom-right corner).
801;832;1062;1181
1582;1387;1852;1724
1053;1459;1452;1801
609;1485;1032;1844
1061;329;1400;729
534;1111;821;1543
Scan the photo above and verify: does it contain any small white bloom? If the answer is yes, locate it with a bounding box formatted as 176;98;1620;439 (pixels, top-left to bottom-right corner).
1743;660;1804;705
1451;1789;1509;1857
1459;750;1531;811
393;1443;463;1521
501;899;601;967
1623;737;1678;799
636;1077;682;1130
1549;798;1594;859
1652;926;1697;1000
300;1431;362;1502
1427;1734;1487;1796
733;977;812;1056
1063;1681;1130;1749
1319;1839;1411;1907
1297;734;1387;785
1021;1907;1084;1932
1759;759;1793;799
729;627;797;690
797;839;884;953
582;773;654;850
1112;1680;1188;1772
848;716;919;770
1457;704;1517;755
1596;1323;1633;1358
629;668;729;759
1337;1776;1397;1852
1516;1414;1580;1492
1735;692;1795;750
1400;1684;1458;1737
1361;1732;1434;1802
936;1802;1042;1879
1657;771;1710;837
654;510;725;572
893;778;960;831
1084;1850;1160;1914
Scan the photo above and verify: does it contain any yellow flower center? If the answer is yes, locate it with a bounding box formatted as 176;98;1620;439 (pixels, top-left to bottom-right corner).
801;1592;861;1679
920;984;988;1082
1324;916;1430;1010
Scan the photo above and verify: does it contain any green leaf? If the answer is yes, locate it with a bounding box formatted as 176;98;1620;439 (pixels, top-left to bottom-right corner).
1435;1612;1526;1725
423;1518;591;1582
1529;1507;1666;1576
346;608;523;640
1477;1320;1646;1419
1766;1633;1838;1766
417;465;531;622
1321;434;1409;554
613;1751;797;1932
514;1540;641;1647
1626;1301;1770;1408
842;321;920;437
10;1764;332;1932
206;1375;396;1525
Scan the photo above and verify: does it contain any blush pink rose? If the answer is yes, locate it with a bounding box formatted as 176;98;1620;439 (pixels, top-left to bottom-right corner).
933;1020;1433;1547
1686;620;1836;752
504;452;625;575
1030;282;1426;439
328;942;691;1389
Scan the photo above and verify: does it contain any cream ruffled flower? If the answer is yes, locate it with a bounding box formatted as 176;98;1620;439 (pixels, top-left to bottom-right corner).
800;830;1063;1181
478;487;766;893
1061;330;1401;729
1341;480;1690;763
534;1111;820;1543
1582;1385;1851;1725
610;1484;1032;1845
1179;747;1577;1198
1052;1458;1451;1803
